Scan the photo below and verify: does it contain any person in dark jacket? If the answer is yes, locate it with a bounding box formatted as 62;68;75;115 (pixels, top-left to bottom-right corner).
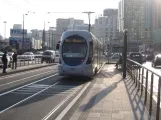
1;51;8;73
115;54;122;69
12;52;17;69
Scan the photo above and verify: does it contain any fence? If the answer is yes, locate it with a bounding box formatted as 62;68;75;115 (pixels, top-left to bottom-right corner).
0;55;59;69
126;59;161;120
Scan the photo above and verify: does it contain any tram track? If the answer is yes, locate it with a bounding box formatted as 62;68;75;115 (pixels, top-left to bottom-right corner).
0;74;92;120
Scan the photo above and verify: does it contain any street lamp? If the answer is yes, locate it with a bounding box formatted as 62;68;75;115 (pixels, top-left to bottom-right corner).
42;21;50;50
22;13;28;51
82;11;94;32
3;21;7;39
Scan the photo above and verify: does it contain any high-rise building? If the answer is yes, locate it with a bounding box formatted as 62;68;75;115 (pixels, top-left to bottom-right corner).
56;18;84;42
13;24;22;29
118;0;146;52
68;19;84;30
94;9;118;43
55;18;72;42
150;0;161;51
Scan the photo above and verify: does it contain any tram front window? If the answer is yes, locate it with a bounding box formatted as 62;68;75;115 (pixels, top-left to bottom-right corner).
62;38;87;66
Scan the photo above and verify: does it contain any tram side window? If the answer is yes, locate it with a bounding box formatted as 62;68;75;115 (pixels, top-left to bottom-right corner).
89;42;93;57
87;42;93;64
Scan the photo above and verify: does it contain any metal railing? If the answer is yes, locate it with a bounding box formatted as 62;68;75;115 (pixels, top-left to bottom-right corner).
126;59;161;120
0;55;59;69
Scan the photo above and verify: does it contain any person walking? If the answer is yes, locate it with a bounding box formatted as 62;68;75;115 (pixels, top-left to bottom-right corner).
12;52;17;69
1;51;8;73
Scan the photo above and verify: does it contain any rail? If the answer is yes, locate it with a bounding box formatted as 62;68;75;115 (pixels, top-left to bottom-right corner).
126;59;161;120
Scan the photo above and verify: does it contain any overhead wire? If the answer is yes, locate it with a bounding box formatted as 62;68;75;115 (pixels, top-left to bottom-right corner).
2;0;28;13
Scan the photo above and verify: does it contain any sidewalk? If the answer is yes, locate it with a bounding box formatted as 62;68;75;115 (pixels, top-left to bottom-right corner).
70;64;150;120
0;63;56;76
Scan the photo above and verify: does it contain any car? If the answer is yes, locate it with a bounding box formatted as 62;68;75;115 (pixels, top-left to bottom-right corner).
141;54;146;63
41;50;56;63
55;51;59;57
19;52;35;61
146;53;154;61
0;51;11;67
109;53;122;62
152;54;161;67
34;51;43;58
8;52;14;62
128;52;143;64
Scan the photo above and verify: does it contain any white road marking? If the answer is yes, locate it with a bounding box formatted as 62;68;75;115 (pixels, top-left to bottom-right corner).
55;82;91;120
42;84;87;120
0;81;60;114
0;70;55;87
0;73;58;97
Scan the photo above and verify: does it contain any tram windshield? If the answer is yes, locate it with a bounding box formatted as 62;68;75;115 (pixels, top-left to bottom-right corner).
62;35;87;66
63;43;87;58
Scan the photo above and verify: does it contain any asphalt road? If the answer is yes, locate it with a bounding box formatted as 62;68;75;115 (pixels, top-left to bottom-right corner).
0;64;92;120
0;65;58;93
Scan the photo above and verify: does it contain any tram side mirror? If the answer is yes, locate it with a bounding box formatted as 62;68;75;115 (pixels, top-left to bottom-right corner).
56;43;60;50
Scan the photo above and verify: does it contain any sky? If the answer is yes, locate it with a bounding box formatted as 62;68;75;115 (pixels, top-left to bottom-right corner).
0;0;120;38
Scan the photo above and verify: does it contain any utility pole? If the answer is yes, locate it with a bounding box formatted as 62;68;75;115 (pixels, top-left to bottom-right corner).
22;13;28;52
123;29;128;79
3;21;7;39
82;11;94;32
22;14;25;51
42;21;46;50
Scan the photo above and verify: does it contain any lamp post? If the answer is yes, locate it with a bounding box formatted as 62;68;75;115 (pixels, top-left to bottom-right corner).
3;21;7;39
42;21;50;50
82;11;94;32
22;13;28;51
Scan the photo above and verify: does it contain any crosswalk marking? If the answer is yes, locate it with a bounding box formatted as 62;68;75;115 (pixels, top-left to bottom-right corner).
11;84;82;96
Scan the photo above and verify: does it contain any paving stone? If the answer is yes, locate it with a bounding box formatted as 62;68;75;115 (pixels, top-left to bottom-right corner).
69;116;79;120
86;118;100;120
88;113;101;118
112;113;124;120
100;115;112;120
69;65;149;120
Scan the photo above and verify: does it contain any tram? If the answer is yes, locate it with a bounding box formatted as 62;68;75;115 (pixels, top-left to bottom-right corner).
58;30;105;77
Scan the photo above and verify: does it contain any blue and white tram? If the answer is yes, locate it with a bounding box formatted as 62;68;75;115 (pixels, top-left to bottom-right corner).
58;30;105;77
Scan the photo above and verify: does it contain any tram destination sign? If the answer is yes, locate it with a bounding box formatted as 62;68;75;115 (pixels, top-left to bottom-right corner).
65;39;85;43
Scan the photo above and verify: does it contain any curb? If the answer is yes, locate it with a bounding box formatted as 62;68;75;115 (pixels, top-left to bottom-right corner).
0;63;56;77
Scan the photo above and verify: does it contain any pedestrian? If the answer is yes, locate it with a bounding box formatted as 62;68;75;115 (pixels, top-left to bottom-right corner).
12;51;17;69
115;54;122;69
1;51;8;73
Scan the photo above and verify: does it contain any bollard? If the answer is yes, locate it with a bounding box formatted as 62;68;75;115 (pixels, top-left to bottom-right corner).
156;78;161;120
141;68;144;95
149;73;154;116
123;29;128;79
144;70;148;105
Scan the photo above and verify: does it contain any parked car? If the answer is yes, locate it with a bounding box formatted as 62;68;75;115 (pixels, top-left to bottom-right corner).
0;51;11;67
34;51;43;58
128;52;143;64
19;52;35;61
55;51;59;57
109;53;122;62
141;54;146;63
152;54;161;67
146;53;154;61
41;50;56;63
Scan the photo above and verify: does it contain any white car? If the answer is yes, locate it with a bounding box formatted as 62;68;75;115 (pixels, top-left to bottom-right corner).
0;52;11;67
109;53;122;62
41;50;56;63
19;52;35;61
